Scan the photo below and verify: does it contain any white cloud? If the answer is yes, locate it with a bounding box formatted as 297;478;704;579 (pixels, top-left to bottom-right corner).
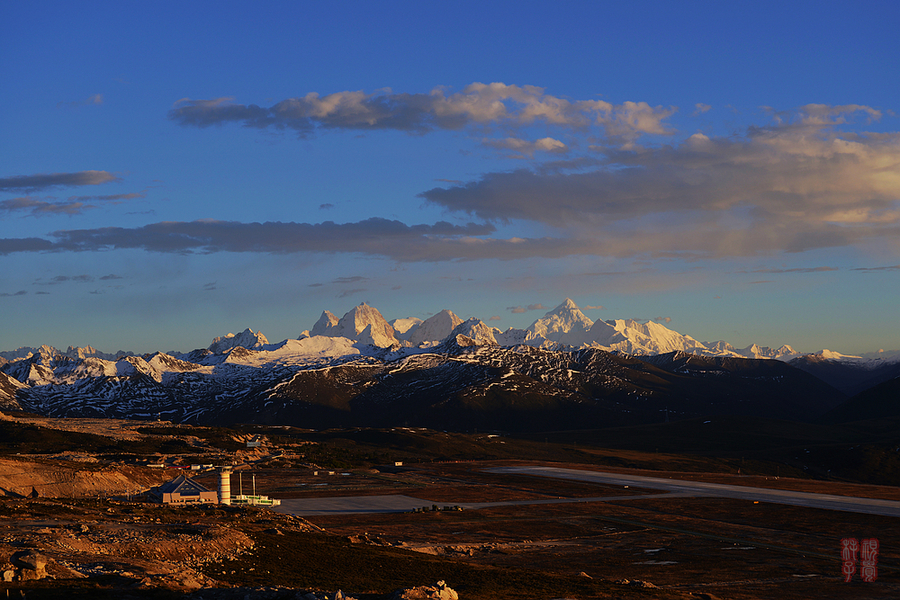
482;136;568;158
421;105;900;258
169;83;677;142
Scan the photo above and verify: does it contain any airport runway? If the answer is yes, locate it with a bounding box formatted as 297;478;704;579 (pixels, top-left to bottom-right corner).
487;466;900;517
272;491;695;516
271;466;900;517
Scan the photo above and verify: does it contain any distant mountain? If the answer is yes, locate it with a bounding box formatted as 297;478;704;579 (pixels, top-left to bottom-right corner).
3;298;897;428
309;310;339;337
327;303;399;349
7;298;887;364
487;299;797;359
408;310;463;347
389;317;424;342
1;332;848;431
789;353;900;396
208;328;269;354
0;344;130;362
448;318;498;347
526;298;593;345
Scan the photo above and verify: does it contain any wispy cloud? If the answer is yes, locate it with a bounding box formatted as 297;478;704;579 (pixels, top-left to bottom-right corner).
852;264;900;272
57;93;103;108
69;192;145;203
481;137;568;158
169;83;676;142
0;171;118;192
0;191;143;217
506;303;548;313
338;288;366;298
0;290;27;297
737;266;838;274
33;275;94;285
0;218;510;261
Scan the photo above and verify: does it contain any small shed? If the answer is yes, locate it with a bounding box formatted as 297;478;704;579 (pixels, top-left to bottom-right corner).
152;474;218;505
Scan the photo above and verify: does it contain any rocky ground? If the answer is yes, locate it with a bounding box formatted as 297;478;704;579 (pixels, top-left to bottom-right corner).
0;494;467;599
3;413;900;598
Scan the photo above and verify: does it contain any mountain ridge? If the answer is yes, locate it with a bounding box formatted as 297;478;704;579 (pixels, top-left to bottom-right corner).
3;298;898;375
0;342;849;432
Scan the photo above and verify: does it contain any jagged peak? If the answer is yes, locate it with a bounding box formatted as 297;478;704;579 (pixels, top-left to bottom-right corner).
334;304;398;349
208;328;269;354
527;298;593;344
310;310;339;337
409;309;464;346
556;297;579;310
445;318;497;346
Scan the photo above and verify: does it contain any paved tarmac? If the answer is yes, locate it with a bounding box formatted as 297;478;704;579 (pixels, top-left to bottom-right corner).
272;491;695;516
273;495;433;516
487;466;900;517
270;466;900;518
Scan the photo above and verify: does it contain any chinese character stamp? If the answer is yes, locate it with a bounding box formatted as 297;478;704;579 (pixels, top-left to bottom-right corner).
842;537;878;582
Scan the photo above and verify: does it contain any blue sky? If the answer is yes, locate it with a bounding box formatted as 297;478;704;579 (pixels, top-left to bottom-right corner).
2;1;899;355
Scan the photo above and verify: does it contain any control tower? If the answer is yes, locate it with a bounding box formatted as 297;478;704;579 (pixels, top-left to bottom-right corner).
218;466;233;505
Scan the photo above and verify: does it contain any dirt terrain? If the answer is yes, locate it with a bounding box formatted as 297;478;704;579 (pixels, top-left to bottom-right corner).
2;413;900;598
300;462;900;599
1;461;898;598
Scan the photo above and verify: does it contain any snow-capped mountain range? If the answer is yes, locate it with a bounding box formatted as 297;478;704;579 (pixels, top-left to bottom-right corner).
2;298;898;366
2;298;898;429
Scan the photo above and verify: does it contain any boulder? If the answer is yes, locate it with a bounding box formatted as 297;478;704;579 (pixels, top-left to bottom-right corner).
13;550;48;580
393;580;458;600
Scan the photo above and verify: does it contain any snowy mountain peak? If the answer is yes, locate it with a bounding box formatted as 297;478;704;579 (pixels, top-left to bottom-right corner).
409;309;464;346
63;345;110;360
527;299;594;343
333;303;399;349
493;327;527;346
811;349;863;361
310;310;338;337
447;318;497;346
208;328;270;354
390;317;423;341
559;297;578;310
